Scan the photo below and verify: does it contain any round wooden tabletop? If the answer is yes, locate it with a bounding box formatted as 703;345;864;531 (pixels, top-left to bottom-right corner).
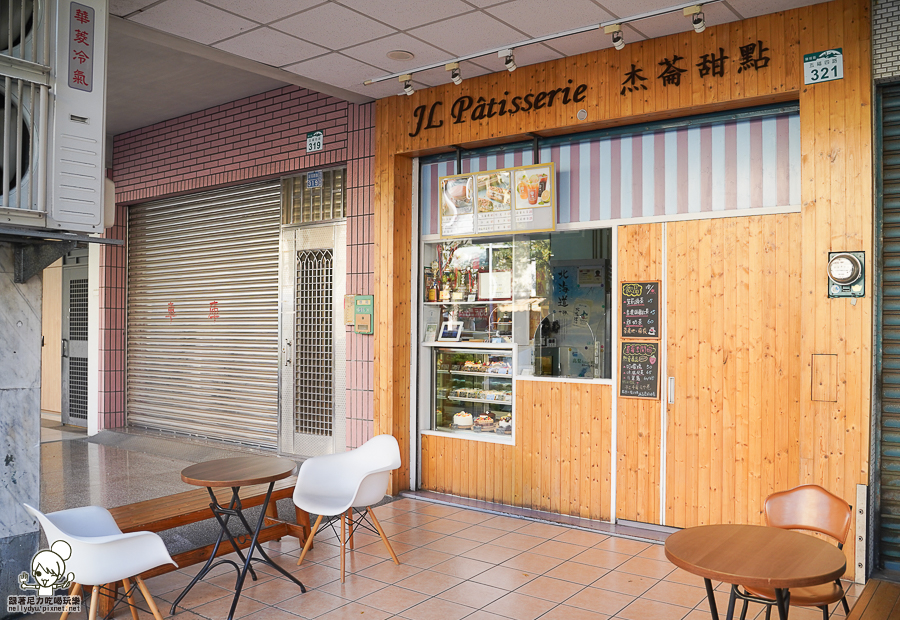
664;524;847;590
181;456;297;488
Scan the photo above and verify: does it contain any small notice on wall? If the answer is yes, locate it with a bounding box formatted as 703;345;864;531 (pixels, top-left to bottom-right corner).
621;281;660;338
803;49;843;85
306;130;324;152
620;341;660;400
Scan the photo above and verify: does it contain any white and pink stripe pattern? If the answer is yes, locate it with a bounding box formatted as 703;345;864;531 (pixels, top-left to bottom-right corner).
421;113;800;236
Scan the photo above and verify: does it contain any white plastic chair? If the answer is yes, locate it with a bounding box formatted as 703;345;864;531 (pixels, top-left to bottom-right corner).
293;434;402;582
23;503;176;620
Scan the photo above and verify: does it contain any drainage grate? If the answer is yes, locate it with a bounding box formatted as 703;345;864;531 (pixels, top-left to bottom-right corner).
295;249;334;436
68;278;88;341
68;357;88;420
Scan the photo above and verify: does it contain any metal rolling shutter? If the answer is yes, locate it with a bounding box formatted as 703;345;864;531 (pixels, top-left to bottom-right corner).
880;84;900;571
127;181;281;448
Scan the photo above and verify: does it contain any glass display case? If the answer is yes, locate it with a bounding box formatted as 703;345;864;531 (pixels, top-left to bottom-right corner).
432;348;513;437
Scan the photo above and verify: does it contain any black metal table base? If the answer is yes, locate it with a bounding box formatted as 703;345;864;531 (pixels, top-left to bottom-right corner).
702;579;791;620
170;482;306;620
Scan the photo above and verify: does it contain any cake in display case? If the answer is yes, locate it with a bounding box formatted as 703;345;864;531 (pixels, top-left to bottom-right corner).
433;348;513;437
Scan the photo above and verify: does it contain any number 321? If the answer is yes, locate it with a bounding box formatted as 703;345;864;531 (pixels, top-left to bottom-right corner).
810;65;838;81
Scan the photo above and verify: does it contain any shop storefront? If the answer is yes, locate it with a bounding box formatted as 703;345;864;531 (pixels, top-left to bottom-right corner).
374;0;872;580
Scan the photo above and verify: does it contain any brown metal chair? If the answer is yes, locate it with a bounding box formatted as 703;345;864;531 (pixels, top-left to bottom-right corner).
737;484;852;620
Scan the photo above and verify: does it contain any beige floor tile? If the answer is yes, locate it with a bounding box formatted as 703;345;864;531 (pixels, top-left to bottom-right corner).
318;549;385;573
539;604;612;620
368;506;407;520
544;561;610;586
476;565;538;591
162;581;232;609
394;569;464;596
514;522;569;539
290;542;341;563
513;574;583;603
317;575;386;601
528;539;585;560
664;567;715;588
241;577;307;605
570;547;631;570
456;611;513;620
414;504;463;518
551;529;609;547
490;532;545;551
357;538;418;559
372;520;412;536
430;556;494;580
292;563;342;589
501;551;563;573
277;590;348;619
230;607;303;620
396;547;456;569
358;560;423;584
592;570;658;596
188;592;266;619
616;597;692;620
387;512;440;527
460;543;522;564
643;580;708;608
144;571;197;596
637;542;669;561
314;601;391;620
397;597;473;620
704;587;769;619
416;518;470;535
444;509;496;525
482;591;556;620
593;536;651;556
424;536;483;555
478;515;530;531
437;581;507;608
355;585;429;615
616;556;677;580
390;529;447;547
391;499;430;512
455;524;506;543
565;586;635;616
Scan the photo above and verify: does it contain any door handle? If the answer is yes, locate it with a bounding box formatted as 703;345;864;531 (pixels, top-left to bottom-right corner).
62;338;69;358
668;377;675;404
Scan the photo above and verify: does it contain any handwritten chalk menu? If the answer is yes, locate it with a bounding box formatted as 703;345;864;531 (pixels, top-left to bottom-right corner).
439;162;556;239
619;341;660;399
621;281;660;338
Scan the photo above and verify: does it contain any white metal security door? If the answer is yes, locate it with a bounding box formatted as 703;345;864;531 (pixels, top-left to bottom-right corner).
127;182;281;448
279;223;346;457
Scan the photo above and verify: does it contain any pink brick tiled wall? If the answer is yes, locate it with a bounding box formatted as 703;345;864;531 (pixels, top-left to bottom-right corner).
345;103;375;449
103;86;375;450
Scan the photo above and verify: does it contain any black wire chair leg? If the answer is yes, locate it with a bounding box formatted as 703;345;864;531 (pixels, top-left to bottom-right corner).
739;598;749;620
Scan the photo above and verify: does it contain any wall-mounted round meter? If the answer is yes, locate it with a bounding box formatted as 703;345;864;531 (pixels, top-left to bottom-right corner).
827;253;862;285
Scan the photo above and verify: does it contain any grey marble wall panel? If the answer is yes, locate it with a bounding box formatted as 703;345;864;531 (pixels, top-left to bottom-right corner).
0;242;42;604
0;530;40;604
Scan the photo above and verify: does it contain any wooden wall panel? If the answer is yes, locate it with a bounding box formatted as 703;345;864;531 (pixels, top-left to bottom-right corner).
665;215;803;529
421;382;612;521
616;224;665;524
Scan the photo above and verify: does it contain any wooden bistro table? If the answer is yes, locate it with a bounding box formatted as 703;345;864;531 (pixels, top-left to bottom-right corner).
665;524;847;620
171;456;306;620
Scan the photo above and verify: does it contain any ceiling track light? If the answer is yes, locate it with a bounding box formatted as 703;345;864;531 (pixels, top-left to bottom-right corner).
446;62;463;85
500;49;516;72
684;5;706;32
399;74;414;96
605;24;625;50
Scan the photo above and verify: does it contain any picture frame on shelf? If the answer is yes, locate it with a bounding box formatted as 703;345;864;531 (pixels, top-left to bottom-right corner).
438;321;464;341
424;323;438;342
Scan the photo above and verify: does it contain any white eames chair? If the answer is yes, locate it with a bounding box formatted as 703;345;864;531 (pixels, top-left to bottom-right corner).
293;434;402;582
23;503;176;620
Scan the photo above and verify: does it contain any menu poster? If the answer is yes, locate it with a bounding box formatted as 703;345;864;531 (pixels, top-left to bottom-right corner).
440;162;555;239
619;341;660;399
621;281;660;339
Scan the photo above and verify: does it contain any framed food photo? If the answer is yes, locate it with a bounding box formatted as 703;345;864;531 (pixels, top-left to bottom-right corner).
438;321;464;342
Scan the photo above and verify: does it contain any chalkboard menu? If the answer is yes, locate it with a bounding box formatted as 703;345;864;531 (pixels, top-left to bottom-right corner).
619;341;660;399
621;281;660;338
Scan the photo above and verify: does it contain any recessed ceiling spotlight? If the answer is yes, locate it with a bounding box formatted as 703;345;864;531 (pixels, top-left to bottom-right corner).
604;24;625;50
399;74;414;96
499;49;516;72
684;5;705;33
387;50;415;61
445;62;462;85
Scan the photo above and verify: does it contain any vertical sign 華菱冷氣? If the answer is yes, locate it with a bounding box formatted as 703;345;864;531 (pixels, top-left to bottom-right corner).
68;3;95;92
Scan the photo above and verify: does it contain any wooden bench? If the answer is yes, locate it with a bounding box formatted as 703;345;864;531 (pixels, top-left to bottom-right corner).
846;579;900;620
94;478;311;616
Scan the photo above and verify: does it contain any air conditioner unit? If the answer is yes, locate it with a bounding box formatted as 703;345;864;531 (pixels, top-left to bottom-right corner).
0;0;107;234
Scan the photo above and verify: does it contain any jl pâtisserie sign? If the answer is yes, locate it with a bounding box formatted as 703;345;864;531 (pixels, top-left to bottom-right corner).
409;79;589;137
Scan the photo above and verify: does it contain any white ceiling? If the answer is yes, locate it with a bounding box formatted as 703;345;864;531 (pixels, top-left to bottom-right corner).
107;0;826;134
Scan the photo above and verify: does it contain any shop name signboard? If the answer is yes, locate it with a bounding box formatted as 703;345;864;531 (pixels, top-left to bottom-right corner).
409;81;588;137
439;162;556;239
